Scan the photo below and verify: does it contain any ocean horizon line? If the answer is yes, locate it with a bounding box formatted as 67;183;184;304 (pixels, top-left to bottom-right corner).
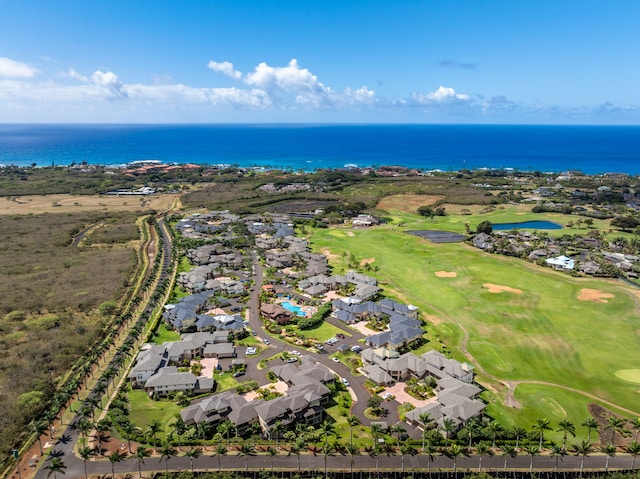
1;124;639;175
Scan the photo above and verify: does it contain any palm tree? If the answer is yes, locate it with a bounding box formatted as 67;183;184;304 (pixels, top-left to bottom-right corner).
391;423;407;444
95;418;112;455
441;418;457;446
399;443;416;474
581;418;599;443
512;426;527;451
418;412;433;451
557;419;576;451
107;451;124;479
134;447;150;478
289;438;305;472
237;443;254;472
271;420;286;450
550;443;567;472
217;419;234;447
523;443;539;474
318;420;335;449
448;444;466;478
266;446;277;473
146;419;163;452
120;420;138;454
476;442;493;472
370;422;384;448
607;416;626;446
185;447;201;475
602;444;616;472
322;442;334;478
423;442;437;474
500;444;517;472
571;440;593;477
345;443;359;475
367;444;381;476
214;444;227;472
159;442;176;475
532;418;550;450
45;457;67;479
171;415;187;451
347;415;360;446
626;441;640;469
34;421;47;456
631;417;640;443
486;420;502;450
78;446;94;479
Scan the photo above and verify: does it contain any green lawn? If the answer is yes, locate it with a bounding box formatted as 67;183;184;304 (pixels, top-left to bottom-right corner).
300;320;351;342
150;323;180;345
309;224;640;434
129;390;181;440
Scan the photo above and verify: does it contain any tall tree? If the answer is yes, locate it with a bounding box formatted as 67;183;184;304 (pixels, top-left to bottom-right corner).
159;442;176;475
185;447;201;475
441;418;457;446
571;440;593;477
271;420;285;450
237;443;254;473
602;444;616;472
78;446;94;479
550;443;567;472
500;444;517;472
345;443;359;476
214;444;227;472
581;418;598;443
134;447;150;479
171;415;187;451
557;420;576;451
400;443;416;474
607;416;626;446
197;421;213;451
532;418;551;450
107;451;124;479
524;444;540;475
448;444;466;478
626;441;640;469
476;442;493;473
347;415;360;446
146;419;163;452
418;412;433;451
266;446;277;473
45;457;67;479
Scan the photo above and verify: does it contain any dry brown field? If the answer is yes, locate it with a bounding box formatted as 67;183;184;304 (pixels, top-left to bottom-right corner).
0;193;180;215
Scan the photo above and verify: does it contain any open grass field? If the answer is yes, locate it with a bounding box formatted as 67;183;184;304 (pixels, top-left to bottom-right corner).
129;390;181;440
308;220;640;441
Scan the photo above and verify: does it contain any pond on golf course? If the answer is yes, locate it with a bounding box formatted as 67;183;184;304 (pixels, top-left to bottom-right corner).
492;220;562;231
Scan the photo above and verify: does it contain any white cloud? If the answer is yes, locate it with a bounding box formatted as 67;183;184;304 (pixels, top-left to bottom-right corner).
412;86;470;104
91;70;128;100
0;57;39;78
67;69;88;82
207;60;242;80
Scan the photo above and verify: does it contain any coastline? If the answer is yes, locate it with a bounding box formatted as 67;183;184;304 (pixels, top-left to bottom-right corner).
1;124;640;175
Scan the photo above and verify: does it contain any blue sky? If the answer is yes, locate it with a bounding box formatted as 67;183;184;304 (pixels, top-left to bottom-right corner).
1;0;639;124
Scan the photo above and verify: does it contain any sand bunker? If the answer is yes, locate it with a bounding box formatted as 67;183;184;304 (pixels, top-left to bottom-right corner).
360;258;375;266
578;288;614;303
483;283;523;294
435;271;457;278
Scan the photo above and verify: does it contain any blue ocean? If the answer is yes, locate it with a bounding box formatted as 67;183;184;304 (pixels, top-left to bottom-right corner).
1;124;639;175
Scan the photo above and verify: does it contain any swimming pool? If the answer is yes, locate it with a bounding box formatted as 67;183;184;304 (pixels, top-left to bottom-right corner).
281;301;306;316
492;220;562;231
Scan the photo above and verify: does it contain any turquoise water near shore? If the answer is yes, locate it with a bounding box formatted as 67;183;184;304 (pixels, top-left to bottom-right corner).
1;124;639;174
